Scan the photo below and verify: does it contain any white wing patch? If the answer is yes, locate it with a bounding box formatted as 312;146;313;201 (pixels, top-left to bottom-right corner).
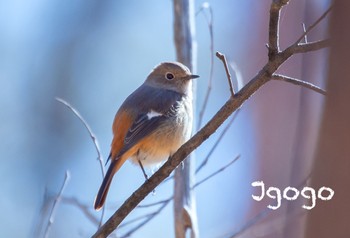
147;110;163;119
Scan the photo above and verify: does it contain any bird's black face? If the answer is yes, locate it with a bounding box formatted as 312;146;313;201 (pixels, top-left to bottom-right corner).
145;62;199;94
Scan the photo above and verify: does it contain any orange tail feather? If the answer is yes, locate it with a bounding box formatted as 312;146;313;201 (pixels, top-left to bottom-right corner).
94;158;126;210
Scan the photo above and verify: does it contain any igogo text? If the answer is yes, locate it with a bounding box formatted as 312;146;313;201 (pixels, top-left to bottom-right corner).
251;180;334;210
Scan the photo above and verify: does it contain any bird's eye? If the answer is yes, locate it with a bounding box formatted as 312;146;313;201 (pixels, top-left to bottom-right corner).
165;72;174;80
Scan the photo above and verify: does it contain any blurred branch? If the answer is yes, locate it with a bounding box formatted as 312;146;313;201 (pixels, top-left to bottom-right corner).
91;1;330;237
62;196;100;226
216;52;235;96
294;5;333;44
193;155;240;189
164;116;240;182
197;2;214;129
137;197;173;208
125;110;239;234
120;155;239;236
120;200;170;238
173;0;198;238
44;171;70;238
302;23;308;43
56;97;106;226
56;98;105;177
196;110;240;173
272;74;326;95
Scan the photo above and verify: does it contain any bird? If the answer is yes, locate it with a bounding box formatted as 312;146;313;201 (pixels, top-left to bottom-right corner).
94;62;199;210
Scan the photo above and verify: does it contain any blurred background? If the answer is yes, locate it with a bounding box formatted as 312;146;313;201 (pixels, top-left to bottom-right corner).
0;0;334;238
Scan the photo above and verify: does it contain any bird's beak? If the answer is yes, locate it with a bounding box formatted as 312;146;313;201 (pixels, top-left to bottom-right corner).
186;74;199;80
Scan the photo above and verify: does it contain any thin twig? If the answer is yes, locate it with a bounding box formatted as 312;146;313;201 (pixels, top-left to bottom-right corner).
193;155;240;189
137;197;173;208
216;51;235;96
197;2;214;129
56;97;106;226
291;39;331;54
56;98;105;176
229;207;271;238
294;5;333;45
302;23;308;43
196;110;240;173
272;74;326;95
62;196;100;226
44;171;70;238
120;200;171;238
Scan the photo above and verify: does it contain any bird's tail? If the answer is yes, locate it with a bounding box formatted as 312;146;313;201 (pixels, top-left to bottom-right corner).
94;158;125;210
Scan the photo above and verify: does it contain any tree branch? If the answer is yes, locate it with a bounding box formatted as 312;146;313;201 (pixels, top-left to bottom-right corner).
91;57;272;238
44;171;70;238
216;51;235;97
121;155;239;236
91;52;326;238
62;196;100;226
56;97;106;227
56;98;106;177
120;200;170;238
272;74;326;95
197;3;214;129
193;155;240;189
173;0;198;238
294;5;333;44
268;0;289;59
196;109;240;173
292;39;331;54
91;1;330;237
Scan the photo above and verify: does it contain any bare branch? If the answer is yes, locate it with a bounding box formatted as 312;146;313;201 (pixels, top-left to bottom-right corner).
44;171;70;238
62;196;99;226
302;23;308;43
193;155;240;189
137;197;173;208
268;0;290;58
294;5;333;45
272;74;326;95
125;154;240;234
173;0;198;237
196;110;240;173
56;97;106;226
119;200;170;238
229;207;271;238
291;39;331;54
123;154;239;236
197;2;214;129
56;98;105;176
216;51;235;96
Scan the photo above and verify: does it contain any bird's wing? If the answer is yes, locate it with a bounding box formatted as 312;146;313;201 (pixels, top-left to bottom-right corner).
116;85;183;158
